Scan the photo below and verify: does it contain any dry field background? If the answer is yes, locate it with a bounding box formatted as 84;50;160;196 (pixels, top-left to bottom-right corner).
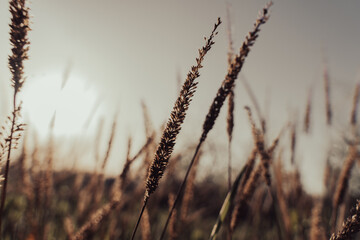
0;1;360;240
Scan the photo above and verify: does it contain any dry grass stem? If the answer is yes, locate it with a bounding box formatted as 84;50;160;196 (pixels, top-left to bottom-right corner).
333;145;358;211
180;150;202;222
309;199;326;240
168;193;178;240
141;208;151;240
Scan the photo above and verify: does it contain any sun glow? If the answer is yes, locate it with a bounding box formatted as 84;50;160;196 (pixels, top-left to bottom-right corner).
22;72;100;137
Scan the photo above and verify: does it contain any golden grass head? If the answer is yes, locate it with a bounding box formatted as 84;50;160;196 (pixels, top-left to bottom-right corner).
145;18;222;198
201;5;272;142
8;0;30;93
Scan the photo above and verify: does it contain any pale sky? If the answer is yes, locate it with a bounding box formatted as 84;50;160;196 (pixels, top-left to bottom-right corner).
0;0;360;194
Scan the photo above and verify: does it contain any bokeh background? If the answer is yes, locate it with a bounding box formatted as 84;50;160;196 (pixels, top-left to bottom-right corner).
0;0;360;194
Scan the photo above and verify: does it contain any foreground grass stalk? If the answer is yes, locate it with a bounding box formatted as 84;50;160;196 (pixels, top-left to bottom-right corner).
160;3;272;239
0;0;30;233
130;18;222;240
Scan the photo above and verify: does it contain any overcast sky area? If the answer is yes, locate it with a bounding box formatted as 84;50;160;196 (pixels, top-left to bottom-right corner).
0;0;360;194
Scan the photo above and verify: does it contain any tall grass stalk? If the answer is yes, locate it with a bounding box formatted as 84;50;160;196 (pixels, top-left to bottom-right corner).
130;18;222;240
0;0;30;232
160;4;272;239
